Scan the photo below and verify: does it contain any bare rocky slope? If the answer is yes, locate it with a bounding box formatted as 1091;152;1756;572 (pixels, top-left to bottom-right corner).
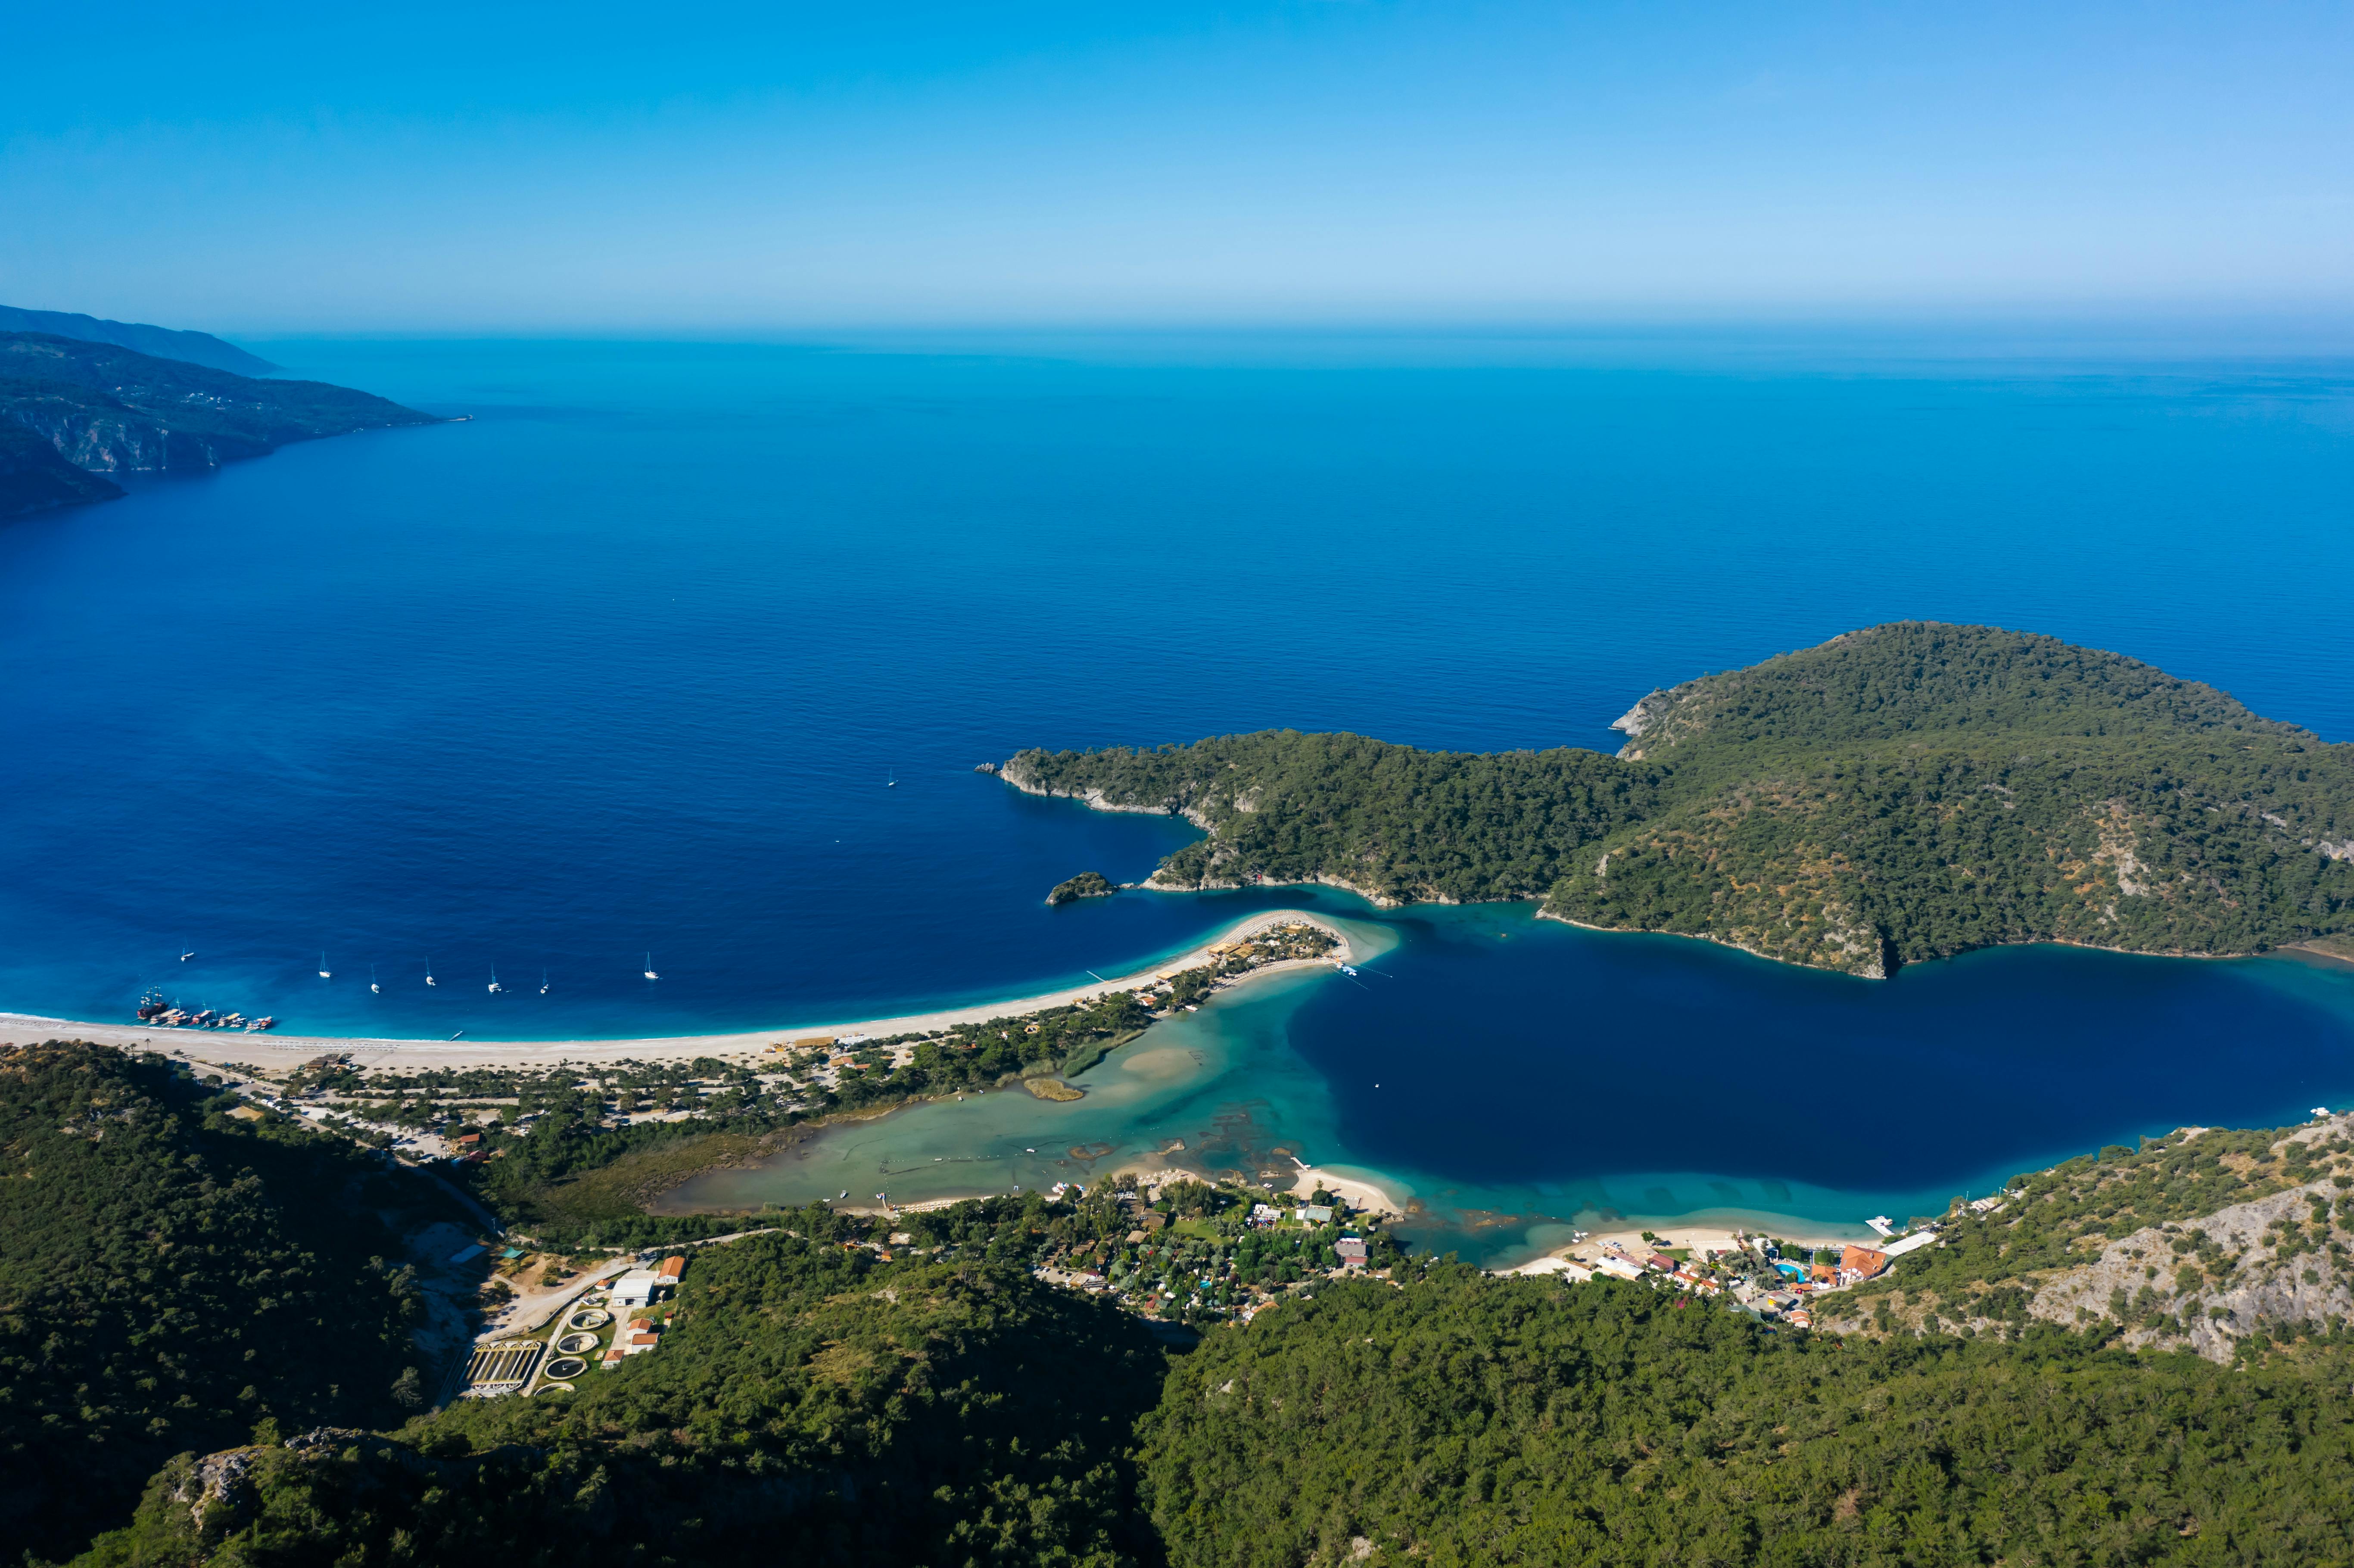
1822;1112;2354;1361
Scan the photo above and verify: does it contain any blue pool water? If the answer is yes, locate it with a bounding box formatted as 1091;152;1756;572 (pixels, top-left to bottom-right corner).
5;332;2352;1223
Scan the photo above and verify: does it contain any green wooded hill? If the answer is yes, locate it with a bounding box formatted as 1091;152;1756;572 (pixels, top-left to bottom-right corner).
81;1237;1171;1568
0;1045;437;1564
0;333;433;518
1141;1271;2354;1567
1006;623;2354;974
78;1254;2354;1567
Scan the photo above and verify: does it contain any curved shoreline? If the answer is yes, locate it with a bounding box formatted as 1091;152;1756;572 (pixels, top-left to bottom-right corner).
0;909;1360;1076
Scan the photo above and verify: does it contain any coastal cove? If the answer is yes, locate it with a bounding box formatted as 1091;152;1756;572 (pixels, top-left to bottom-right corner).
659;899;2354;1267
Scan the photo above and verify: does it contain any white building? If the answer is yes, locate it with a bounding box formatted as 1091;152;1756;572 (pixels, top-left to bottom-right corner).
610;1254;687;1309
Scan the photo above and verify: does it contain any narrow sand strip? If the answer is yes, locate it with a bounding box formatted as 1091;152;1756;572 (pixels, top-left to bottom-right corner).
0;910;1354;1077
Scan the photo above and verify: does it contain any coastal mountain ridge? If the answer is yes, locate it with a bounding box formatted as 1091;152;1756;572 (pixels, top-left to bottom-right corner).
1006;622;2354;976
0;304;276;376
0;332;436;520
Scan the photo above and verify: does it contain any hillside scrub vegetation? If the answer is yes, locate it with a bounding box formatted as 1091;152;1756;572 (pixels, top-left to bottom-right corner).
0;1044;437;1563
1007;624;2354;975
78;1237;1171;1568
1140;1269;2354;1567
71;1251;2354;1567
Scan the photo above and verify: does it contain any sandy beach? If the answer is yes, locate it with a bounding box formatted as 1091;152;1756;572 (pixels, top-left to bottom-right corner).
0;910;1357;1078
1497;1220;1875;1275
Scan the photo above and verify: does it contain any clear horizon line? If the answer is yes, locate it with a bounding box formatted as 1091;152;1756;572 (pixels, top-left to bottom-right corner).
210;308;2354;345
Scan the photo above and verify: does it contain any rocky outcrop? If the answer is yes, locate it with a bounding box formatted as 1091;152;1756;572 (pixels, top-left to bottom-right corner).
0;419;122;517
999;756;1206;826
140;1429;470;1555
174;1447;261;1529
2023;1115;2354;1361
1609;690;1674;759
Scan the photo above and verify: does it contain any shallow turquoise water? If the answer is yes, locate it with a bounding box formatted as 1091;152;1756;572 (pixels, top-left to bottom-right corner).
6;333;2354;1244
667;901;2354;1265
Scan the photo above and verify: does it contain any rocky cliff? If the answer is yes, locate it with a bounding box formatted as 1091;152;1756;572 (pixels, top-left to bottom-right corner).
0;420;123;516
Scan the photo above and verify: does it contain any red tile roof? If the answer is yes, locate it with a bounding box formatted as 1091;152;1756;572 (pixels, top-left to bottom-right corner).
1841;1244;1891;1278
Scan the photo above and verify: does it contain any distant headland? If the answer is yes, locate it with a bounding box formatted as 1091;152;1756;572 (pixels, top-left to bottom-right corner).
1004;622;2354;977
0;316;437;519
0;303;277;374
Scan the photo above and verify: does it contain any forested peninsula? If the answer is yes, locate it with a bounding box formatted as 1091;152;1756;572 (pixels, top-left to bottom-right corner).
0;332;434;518
1006;623;2354;976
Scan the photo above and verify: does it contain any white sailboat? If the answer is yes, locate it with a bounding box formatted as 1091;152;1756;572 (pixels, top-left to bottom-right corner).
318;952;332;980
370;964;380;995
425;957;436;987
643;952;659;981
540;970;550;995
887;768;897;788
488;968;503;994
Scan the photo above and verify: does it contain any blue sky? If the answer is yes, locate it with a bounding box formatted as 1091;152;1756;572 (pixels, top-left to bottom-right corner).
5;2;2352;332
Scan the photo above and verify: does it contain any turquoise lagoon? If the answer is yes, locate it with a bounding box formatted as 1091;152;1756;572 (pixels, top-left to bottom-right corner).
663;898;2354;1268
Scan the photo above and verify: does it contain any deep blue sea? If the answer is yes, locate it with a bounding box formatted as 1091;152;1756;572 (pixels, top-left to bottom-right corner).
6;331;2353;1243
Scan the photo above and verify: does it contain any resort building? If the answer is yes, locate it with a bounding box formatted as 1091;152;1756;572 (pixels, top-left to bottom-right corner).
1840;1244;1892;1280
